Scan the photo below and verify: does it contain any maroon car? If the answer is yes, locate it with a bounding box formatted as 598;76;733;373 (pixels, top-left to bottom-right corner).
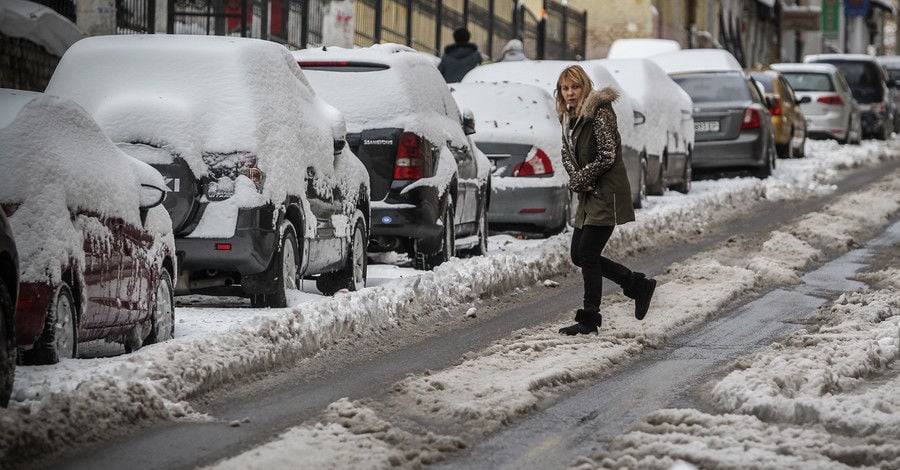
0;90;176;366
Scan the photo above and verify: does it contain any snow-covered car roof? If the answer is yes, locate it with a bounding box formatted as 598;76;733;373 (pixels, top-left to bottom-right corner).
293;44;463;139
876;55;900;68
770;62;841;74
606;38;681;59
46;35;345;203
0;89;166;283
0;0;83;57
804;53;880;63
650;49;743;75
448;82;559;146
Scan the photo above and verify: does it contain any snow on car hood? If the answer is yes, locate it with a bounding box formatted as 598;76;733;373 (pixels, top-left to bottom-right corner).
45;35;347;206
0;90;150;283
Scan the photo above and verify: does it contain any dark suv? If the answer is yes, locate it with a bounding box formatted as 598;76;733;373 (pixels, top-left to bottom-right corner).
47;36;371;307
295;44;491;270
805;54;894;140
0;209;18;407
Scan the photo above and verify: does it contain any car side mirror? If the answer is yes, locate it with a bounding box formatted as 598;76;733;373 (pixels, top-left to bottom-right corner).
798;96;811;104
461;108;476;135
633;110;646;125
139;184;166;209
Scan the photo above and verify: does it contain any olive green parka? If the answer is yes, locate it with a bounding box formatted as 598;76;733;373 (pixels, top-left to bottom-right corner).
561;87;635;228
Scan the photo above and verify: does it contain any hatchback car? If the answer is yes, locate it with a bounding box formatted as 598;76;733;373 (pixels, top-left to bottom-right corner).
594;58;694;194
462;60;649;208
47;36;371;306
0;209;18;407
805;54;893;140
652;49;777;178
295;44;491;270
449;82;570;235
0;89;175;365
749;69;808;158
771;62;862;145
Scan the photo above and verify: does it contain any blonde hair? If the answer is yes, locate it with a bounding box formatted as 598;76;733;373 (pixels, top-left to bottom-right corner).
555;65;593;118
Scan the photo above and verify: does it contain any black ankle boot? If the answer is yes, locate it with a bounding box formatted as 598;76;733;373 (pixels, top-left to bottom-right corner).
559;309;601;335
632;277;656;321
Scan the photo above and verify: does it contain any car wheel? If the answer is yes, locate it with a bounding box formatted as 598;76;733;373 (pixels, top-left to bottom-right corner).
415;198;455;270
0;281;15;407
753;143;775;179
146;269;175;344
633;154;647;209
673;150;692;194
648;154;666;196
251;223;298;308
470;197;489;257
794;133;806;158
317;211;367;295
24;284;77;365
776;141;792;159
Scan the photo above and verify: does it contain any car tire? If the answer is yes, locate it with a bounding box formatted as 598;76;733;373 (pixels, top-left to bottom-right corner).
317;212;367;295
0;281;15;407
794;133;806;158
251;223;298;308
415;199;455;270
776;141;792;159
647;154;666;196
673;150;692;194
469;196;489;257
23;284;77;365
633;154;647;209
753;143;776;179
146;269;175;344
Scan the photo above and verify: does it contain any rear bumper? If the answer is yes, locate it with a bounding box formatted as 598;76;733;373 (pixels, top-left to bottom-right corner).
487;183;568;230
693;131;767;169
805;111;847;140
369;184;443;251
176;208;277;276
861;110;889;136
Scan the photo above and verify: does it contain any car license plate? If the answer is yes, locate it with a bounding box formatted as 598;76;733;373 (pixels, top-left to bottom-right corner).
695;121;720;132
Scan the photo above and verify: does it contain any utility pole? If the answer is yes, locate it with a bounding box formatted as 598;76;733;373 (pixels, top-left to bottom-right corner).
537;0;547;59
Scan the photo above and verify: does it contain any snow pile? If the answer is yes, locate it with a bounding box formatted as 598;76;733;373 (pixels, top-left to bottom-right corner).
594;269;900;469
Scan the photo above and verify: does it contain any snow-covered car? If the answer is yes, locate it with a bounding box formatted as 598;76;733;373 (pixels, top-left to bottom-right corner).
462;60;648;208
46;35;371;306
0;208;17;407
449;82;570;235
804;54;893;140
771;62;862;145
295;44;491;269
592;58;693;195
876;55;900;132
651;49;777;178
0;89;175;365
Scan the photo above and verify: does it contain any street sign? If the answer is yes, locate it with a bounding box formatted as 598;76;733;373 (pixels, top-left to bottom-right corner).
844;0;871;17
781;6;822;31
823;0;841;41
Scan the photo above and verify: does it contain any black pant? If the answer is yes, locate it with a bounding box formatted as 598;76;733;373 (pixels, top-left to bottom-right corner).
570;225;634;311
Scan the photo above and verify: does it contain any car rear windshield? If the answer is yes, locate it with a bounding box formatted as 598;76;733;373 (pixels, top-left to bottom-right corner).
782;72;834;92
672;73;751;103
815;61;884;103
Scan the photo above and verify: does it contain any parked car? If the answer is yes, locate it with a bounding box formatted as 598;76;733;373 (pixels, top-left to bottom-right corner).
449;82;569;235
749;69;808;158
771;62;862;145
876;55;900;132
295;44;491;269
0;209;18;407
462;59;648;208
593;58;694;194
651;49;777;179
0;89;175;365
47;36;371;306
804;54;893;140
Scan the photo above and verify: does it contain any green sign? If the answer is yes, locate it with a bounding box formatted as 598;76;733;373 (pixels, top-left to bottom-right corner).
822;0;840;40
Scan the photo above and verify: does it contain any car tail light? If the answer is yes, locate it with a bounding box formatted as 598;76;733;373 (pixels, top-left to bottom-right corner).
512;148;554;177
769;96;783;116
741;108;762;130
817;95;844;106
394;132;426;180
204;152;265;200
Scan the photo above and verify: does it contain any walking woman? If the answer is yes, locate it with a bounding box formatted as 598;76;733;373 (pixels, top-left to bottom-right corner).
556;65;656;335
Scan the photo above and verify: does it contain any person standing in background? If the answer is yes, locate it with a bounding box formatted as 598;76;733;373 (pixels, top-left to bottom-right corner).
498;38;528;62
555;65;657;335
438;27;482;83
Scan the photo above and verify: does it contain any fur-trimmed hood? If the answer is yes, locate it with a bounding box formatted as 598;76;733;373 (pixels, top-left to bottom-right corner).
579;86;619;118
